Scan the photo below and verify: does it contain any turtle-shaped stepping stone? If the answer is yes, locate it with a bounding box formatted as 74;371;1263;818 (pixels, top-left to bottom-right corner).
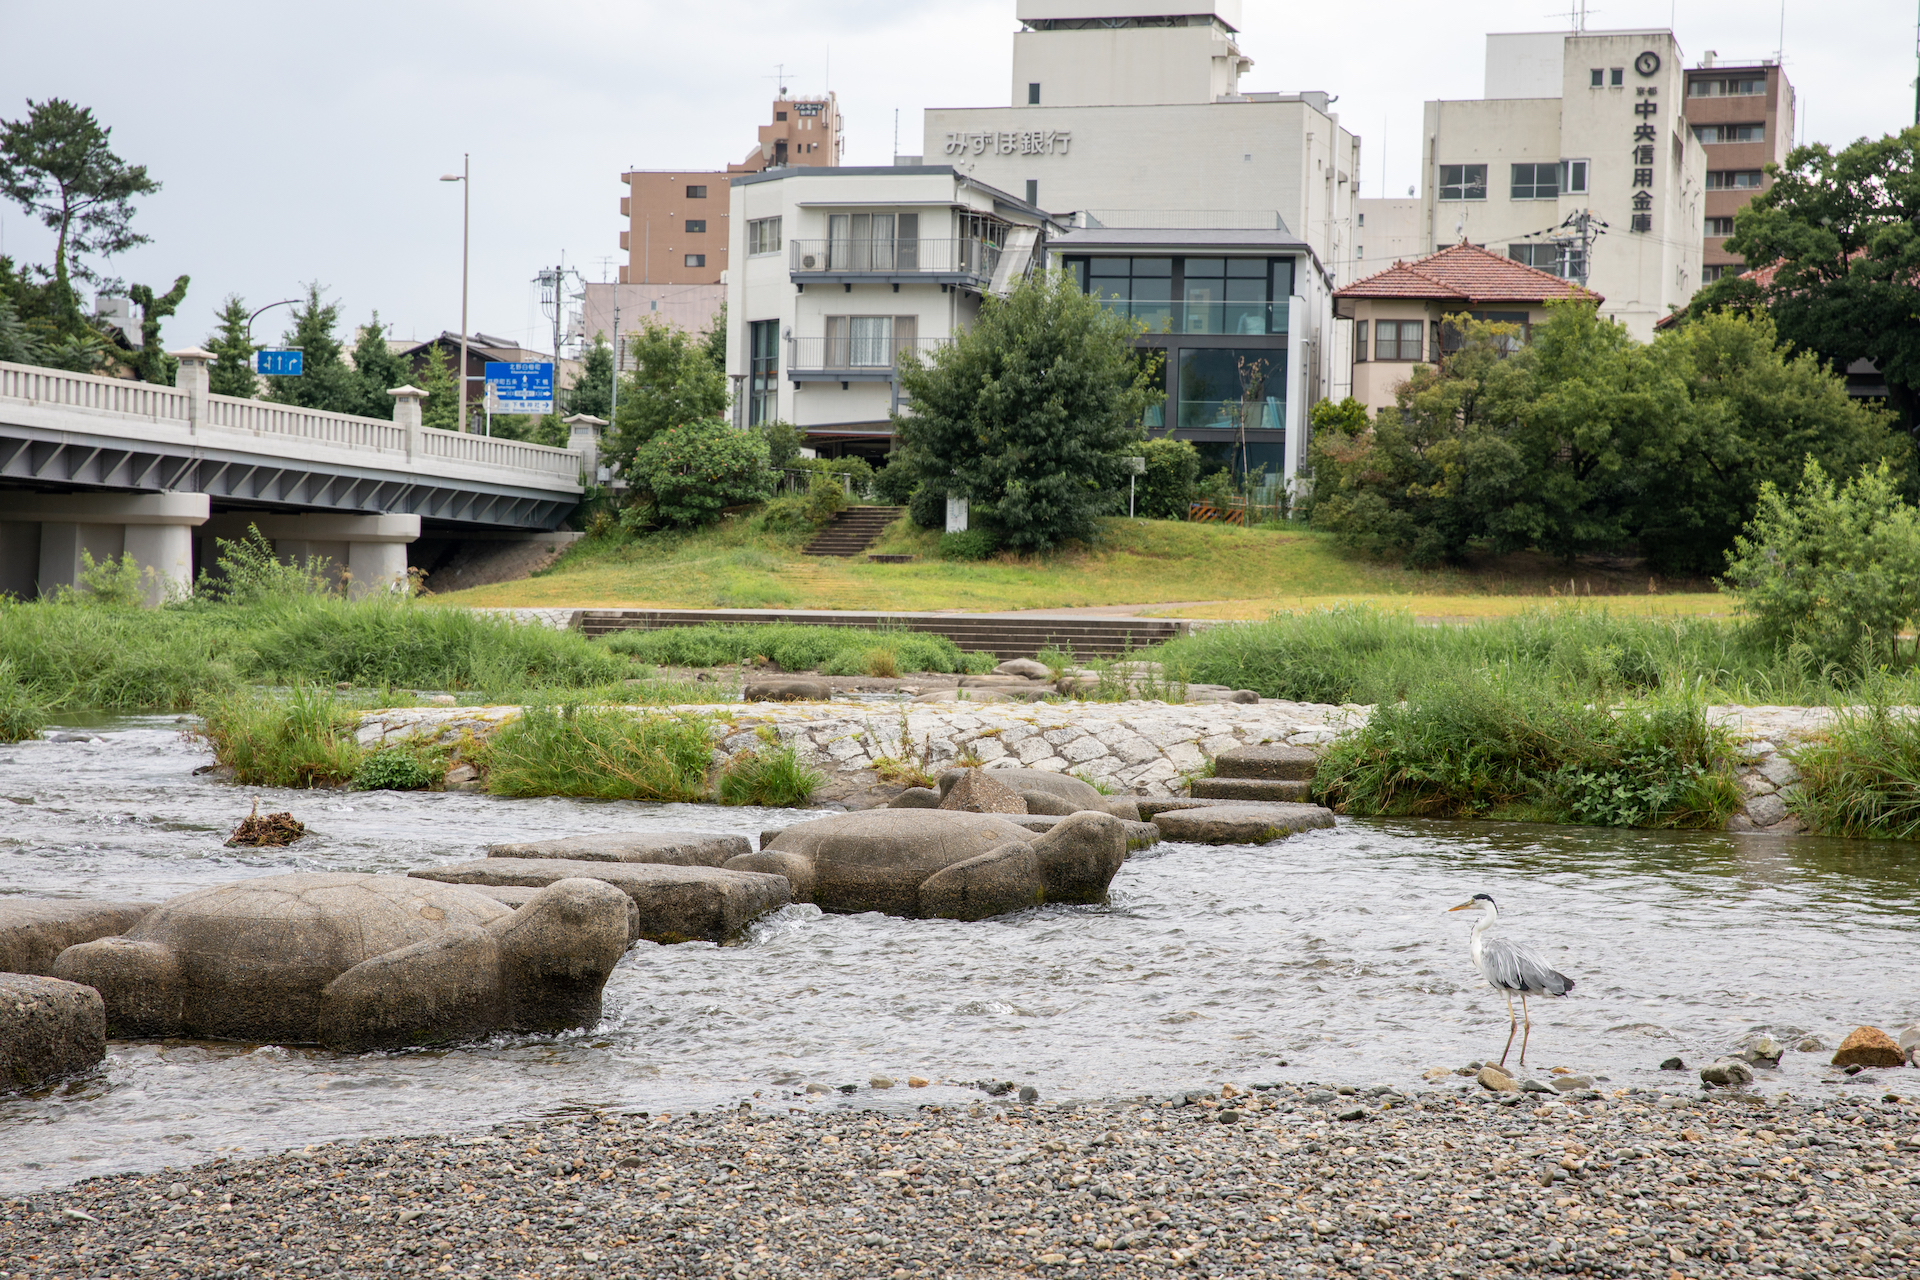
728;808;1126;921
51;871;629;1052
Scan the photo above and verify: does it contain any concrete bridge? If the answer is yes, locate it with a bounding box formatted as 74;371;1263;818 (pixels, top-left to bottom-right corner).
0;350;598;603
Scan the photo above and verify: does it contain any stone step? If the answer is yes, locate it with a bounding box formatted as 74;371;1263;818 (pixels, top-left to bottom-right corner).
1150;802;1336;845
1211;744;1319;781
1190;777;1314;802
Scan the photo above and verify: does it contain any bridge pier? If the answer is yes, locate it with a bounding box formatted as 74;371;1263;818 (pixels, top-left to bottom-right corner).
0;492;209;605
198;513;421;599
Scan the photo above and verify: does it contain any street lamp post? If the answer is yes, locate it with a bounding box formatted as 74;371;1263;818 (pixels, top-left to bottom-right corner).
440;155;470;431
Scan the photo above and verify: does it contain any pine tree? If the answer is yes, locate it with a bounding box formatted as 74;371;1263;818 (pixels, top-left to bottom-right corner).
0;291;42;364
417;342;458;430
347;313;412;419
266;283;356;412
127;274;189;385
565;334;614;418
205;295;257;398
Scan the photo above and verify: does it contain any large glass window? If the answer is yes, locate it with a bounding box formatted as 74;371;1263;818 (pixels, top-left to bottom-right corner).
1438;164;1487;201
1510;163;1559;200
747;319;779;426
825;212;918;271
747;217;782;255
1374;320;1426;362
1177;349;1281;431
1070;256;1288;334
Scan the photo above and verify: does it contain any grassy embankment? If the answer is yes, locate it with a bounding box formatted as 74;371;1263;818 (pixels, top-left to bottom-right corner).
434;515;1728;619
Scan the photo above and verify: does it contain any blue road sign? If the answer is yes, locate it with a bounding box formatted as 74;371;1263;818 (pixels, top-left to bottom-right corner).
485;361;554;414
253;349;304;377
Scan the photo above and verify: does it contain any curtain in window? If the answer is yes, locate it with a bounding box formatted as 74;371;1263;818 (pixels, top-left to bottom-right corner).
850;316;892;366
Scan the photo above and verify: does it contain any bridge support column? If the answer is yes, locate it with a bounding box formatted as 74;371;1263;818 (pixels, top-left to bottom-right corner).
199;512;421;598
0;493;209;605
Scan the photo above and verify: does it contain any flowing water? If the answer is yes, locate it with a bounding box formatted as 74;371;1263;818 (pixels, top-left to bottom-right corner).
3;715;1918;1192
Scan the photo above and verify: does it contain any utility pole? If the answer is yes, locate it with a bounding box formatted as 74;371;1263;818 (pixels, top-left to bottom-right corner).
439;155;470;431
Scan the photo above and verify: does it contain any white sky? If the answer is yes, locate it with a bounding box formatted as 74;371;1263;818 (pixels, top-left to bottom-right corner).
2;0;1912;356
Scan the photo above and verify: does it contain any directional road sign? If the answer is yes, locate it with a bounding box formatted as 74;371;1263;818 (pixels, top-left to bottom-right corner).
485;361;554;415
253;349;304;377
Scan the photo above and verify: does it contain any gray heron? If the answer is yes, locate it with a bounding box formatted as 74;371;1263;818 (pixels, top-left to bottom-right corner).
1448;893;1574;1068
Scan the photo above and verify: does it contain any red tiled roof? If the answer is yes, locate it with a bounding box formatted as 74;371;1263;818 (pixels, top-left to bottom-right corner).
1335;242;1602;305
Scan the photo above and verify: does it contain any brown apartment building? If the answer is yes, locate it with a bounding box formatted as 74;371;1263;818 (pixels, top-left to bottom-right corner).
619;95;843;286
1686;56;1794;282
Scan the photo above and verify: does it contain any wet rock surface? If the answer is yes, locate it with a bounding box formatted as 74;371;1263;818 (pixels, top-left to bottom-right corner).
0;974;104;1093
0;900;156;977
9;1081;1918;1279
408;860;790;945
485;832;752;867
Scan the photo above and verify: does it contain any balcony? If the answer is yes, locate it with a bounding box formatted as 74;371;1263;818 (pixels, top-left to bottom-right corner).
789;237;1001;287
1094;298;1290;337
788;336;950;382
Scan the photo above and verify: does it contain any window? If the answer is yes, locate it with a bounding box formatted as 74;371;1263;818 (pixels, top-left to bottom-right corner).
823;315;917;367
1508;242;1586;280
1691;76;1765;96
685;219;707;233
1611;67;1624;86
1354;319;1369;362
1069;255;1291;334
1561;159;1589;194
826;212;918;270
1028;82;1041;104
775;111;788;121
1438;164;1486;201
685;185;707;198
1701;265;1725;284
1706;170;1765;190
1357;212;1366;227
1694;123;1766;144
1442;310;1529;354
1374;319;1426;361
747;320;779;426
747;216;782;255
1176;348;1282;431
1510;163;1559;200
1705;216;1735;237
684;254;706;268
1026;179;1039;205
1590;68;1604;87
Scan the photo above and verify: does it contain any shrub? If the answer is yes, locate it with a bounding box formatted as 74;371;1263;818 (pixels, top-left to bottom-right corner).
69;551;152;608
755;494;816;535
0;659;48;743
196;527;337;604
196;683;364;788
480;705;713;801
627;418;776;528
1135;437;1201;519
351;746;439;791
717;741;825;807
1722;459;1920;670
872;456;920;505
1785;705;1920;839
908;483;946;530
759;419;803;468
805;472;850;526
938;527;1001;561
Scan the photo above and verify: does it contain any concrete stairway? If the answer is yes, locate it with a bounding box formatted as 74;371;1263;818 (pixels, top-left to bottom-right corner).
802;506;904;557
1189;743;1317;802
578;608;1190;659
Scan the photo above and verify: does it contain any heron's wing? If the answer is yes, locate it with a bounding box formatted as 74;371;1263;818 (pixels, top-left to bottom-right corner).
1480;937;1574;996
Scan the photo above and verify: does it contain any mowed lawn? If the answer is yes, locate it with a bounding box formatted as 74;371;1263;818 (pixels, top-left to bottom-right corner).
435;515;1731;619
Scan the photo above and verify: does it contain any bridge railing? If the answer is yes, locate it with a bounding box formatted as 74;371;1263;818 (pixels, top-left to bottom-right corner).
1;360;584;485
0;361;190;422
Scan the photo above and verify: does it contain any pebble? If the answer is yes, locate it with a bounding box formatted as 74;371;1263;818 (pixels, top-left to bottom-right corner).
13;1081;1913;1279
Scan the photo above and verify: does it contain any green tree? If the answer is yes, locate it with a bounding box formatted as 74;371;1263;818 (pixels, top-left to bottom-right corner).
347;315;412;418
126;274;188;385
1135;436;1201;519
607;319;729;483
0;291;42;364
1685;126;1920;432
893;270;1160;552
625;417;775;527
0;99;159;325
565;334;614;418
205;295;257;398
265;283;356;413
1632;310;1906;573
416;342;459;430
701;303;727;370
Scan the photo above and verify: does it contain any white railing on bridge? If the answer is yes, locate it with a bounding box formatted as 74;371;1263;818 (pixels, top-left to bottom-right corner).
0;359;582;485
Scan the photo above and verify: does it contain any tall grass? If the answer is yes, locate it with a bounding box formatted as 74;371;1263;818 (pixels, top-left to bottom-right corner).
478;705;715;801
196;683;365;788
1785;705;1920;840
717;739;826;807
0;659;49;743
599;623;997;676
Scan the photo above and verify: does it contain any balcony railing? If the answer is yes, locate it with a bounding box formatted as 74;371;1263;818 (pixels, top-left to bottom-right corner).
789;237;1001;280
788;336;951;375
1094;299;1290;336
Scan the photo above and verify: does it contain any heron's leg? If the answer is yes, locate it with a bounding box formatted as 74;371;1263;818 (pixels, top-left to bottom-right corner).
1519;994;1532;1067
1499;988;1517;1068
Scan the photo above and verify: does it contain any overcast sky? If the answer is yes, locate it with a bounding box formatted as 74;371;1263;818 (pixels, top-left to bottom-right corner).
3;0;1912;356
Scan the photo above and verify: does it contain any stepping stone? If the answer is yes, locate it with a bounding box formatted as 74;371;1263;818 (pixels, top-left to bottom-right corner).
409;859;790;944
1190;777;1314;802
1212;744;1319;781
486;831;751;867
464;885;645;943
0;974;105;1093
1005;814;1162;851
1150;802;1335;845
0;900;157;977
1136;797;1245;817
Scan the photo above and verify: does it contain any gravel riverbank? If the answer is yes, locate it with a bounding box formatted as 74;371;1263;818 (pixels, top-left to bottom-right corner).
8;1078;1916;1279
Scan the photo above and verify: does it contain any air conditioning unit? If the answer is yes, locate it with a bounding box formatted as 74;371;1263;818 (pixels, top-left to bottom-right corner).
800;252;822;269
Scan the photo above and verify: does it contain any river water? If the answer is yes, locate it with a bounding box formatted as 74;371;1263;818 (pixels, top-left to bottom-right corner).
3;716;1917;1192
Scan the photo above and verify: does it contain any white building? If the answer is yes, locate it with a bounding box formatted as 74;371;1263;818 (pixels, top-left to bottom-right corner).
723;0;1361;483
1394;28;1706;339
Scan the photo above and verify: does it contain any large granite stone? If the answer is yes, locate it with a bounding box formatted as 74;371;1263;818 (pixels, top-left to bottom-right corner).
938;768;1027;814
1150;802;1336;845
0;973;105;1093
1831;1025;1904;1069
465;884;644;942
0;900;156;976
728;808;1125;921
944;766;1140;821
409;859;790;945
51;873;628;1050
486;831;752;867
1212;743;1320;781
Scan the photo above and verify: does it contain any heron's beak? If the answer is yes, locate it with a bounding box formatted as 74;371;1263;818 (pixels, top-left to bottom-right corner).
1446;900;1477;912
